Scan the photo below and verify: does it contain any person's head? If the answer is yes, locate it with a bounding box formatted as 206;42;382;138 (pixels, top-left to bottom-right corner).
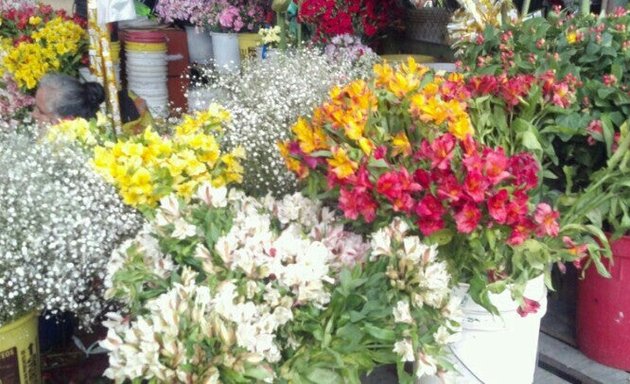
33;73;106;124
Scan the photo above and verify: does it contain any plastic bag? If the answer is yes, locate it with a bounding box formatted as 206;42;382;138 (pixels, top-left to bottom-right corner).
96;0;137;25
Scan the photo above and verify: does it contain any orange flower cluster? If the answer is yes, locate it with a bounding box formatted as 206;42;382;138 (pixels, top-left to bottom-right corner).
279;58;474;180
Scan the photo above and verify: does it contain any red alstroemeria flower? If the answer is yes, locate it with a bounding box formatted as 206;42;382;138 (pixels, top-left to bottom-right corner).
454;203;482;234
413;168;432;189
508;153;539;190
437;173;463;203
463;170;489;203
339;187;377;222
563;236;589;269
488;189;510;224
484;148;511;185
517;297;541;317
467;75;499;96
415;194;446;235
427;133;456;171
508;217;535;245
534;203;560;237
505;190;529;225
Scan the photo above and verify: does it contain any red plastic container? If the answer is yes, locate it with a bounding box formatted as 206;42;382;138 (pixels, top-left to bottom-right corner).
122;29;166;43
576;234;630;370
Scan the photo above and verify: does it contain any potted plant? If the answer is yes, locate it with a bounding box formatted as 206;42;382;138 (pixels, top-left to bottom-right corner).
154;0;215;64
452;6;630;369
278;59;591;382
101;184;461;383
0;131;142;384
201;0;270;70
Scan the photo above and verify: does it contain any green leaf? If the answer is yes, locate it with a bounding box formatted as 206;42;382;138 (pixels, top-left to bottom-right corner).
306;368;343;384
521;129;543;156
363;323;396;342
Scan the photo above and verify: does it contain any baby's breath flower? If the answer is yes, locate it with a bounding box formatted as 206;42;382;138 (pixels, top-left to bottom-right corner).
0;133;142;328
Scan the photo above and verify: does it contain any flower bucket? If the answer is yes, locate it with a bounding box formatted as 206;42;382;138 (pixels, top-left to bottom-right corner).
577;234;630;370
419;275;547;384
211;32;240;73
0;312;41;384
184;26;213;64
237;32;261;59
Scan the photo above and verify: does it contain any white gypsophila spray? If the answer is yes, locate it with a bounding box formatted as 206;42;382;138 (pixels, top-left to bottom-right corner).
193;46;380;196
0;133;142;327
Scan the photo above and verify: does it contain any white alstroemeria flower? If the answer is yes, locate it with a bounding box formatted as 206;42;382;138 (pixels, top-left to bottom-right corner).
370;228;392;260
159;194;181;218
393;300;414;324
273;306;293;325
422;261;451;295
388;217;410;240
415;352;438;378
194;243;214;274
171;218;197;240
196;182;228;208
215;234;236;265
433;325;460;345
393;339;415;362
402;236;428;263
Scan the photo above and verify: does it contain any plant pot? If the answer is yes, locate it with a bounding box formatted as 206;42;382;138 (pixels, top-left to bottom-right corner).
210;32;241;73
0;312;41;384
418;275;547;383
404;7;452;45
577;234;630;370
184;26;213;65
237;32;261;59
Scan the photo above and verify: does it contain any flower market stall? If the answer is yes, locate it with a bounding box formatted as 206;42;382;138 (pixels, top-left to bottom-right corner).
2;0;630;383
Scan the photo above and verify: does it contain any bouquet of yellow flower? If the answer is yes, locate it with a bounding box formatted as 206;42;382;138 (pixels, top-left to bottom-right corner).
1;13;87;90
92;107;244;209
48;105;245;210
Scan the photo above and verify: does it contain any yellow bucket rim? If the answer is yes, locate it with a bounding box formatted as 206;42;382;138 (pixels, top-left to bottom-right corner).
125;42;167;52
0;311;37;334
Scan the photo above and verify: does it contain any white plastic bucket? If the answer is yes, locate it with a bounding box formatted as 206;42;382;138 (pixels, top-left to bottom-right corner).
185;26;213;64
210;32;240;73
419;275;547;384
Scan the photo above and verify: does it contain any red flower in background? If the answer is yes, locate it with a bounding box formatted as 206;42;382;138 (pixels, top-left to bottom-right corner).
298;0;403;42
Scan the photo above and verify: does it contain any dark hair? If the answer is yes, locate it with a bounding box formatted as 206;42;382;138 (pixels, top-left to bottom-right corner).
39;73;106;120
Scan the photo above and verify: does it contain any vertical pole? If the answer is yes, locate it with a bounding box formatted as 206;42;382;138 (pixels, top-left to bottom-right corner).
87;0;121;134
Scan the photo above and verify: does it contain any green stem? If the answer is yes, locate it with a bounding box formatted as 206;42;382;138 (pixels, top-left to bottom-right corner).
580;0;591;16
521;0;532;18
278;11;287;50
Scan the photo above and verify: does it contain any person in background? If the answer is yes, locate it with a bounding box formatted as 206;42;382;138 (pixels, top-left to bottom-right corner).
33;73;152;133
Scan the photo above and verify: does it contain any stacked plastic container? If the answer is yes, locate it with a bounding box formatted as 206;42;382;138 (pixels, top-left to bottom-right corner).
123;29;169;118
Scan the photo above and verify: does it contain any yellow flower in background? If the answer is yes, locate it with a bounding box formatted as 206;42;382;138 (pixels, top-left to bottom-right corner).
566;31;577;44
47;118;98;146
328;147;357;179
29;16;42;26
3;17;87;90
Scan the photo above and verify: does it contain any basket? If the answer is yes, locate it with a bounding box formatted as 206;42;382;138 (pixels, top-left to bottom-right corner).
404;7;452;44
